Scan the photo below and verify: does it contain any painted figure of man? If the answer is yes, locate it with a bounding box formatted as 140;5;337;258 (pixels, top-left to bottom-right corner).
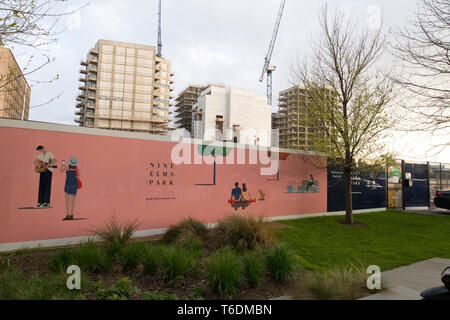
34;145;56;208
306;174;315;191
231;182;242;202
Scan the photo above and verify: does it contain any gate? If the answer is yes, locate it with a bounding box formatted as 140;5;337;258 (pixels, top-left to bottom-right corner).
403;162;430;209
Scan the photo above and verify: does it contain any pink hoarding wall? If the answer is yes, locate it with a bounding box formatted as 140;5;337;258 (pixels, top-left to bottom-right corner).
0;120;327;251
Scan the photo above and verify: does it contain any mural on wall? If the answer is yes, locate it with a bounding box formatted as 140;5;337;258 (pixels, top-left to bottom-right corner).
286;174;321;194
19;145;86;221
61;157;85;221
145;161;176;200
0;121;328;250
25;145;58;209
195;145;233;186
228;182;258;210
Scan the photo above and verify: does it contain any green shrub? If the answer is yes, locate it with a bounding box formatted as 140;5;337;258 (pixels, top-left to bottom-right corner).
188;285;205;300
0;269;91;300
105;239;123;262
143;245;164;276
0;256;10;273
73;241;112;273
242;251;265;287
206;248;243;298
96;277;140;300
93;216;140;246
49;242;111;274
48;247;73;273
120;242;146;272
265;243;295;282
211;215;273;251
301;265;372;300
142;290;179;300
159;246;196;283
163;217;208;248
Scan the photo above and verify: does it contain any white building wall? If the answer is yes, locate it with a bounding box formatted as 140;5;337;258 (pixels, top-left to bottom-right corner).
193;85;272;147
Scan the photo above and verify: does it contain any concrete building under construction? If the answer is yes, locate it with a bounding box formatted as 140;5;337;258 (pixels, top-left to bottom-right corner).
273;85;315;150
173;85;206;135
192;85;272;146
75;40;174;135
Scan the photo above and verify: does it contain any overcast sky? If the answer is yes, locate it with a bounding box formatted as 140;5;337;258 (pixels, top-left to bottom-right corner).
12;0;450;163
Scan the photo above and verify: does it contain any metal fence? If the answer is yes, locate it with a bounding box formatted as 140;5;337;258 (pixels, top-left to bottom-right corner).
428;163;450;205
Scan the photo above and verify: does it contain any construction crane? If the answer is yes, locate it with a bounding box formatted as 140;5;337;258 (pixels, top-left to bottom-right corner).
259;0;286;106
157;0;163;58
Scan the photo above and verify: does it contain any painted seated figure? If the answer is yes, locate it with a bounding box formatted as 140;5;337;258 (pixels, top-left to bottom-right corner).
241;183;251;201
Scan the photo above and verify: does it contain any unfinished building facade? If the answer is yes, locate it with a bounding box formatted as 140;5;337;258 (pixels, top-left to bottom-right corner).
274;85;314;150
173;85;206;135
75;40;174;135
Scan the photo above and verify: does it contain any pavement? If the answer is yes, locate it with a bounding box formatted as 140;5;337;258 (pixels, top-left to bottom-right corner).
406;207;450;216
360;258;450;300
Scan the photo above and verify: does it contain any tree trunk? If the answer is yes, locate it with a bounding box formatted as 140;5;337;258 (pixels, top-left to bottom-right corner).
344;166;353;224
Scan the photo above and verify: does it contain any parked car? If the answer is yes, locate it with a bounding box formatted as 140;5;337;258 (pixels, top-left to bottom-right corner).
434;190;450;210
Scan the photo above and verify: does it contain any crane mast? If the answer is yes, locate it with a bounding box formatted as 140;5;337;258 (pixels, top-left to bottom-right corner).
259;0;286;105
157;0;162;58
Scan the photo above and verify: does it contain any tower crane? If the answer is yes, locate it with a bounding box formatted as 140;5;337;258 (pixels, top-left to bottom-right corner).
157;0;163;58
259;0;286;106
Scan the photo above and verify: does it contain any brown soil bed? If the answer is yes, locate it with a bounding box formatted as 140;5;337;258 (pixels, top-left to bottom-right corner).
337;220;368;228
2;246;301;300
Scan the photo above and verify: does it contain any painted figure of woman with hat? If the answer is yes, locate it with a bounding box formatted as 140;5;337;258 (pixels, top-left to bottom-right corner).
60;157;81;221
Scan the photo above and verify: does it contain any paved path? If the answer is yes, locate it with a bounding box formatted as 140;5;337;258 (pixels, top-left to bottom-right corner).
361;258;450;300
406;208;450;216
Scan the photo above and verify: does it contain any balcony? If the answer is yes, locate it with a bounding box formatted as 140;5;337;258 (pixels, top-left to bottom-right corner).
78;85;86;91
75;109;84;116
75;117;84;124
80;69;87;74
89;48;99;55
79;77;87;82
88;65;98;73
87;55;98;63
76;102;85;108
85;111;95;118
80;60;88;66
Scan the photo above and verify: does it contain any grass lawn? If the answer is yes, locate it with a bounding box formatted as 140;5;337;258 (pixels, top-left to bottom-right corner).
276;210;450;272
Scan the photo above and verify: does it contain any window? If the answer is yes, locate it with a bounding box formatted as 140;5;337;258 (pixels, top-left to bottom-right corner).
125;66;134;75
115;56;125;65
136;67;153;76
116;47;126;56
115;65;125;74
137;49;153;58
100;63;112;72
112;101;123;110
137;58;153;68
102;45;113;54
101;54;113;63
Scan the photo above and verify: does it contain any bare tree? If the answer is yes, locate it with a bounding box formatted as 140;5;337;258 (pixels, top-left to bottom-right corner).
291;6;395;224
0;0;86;111
392;0;450;152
